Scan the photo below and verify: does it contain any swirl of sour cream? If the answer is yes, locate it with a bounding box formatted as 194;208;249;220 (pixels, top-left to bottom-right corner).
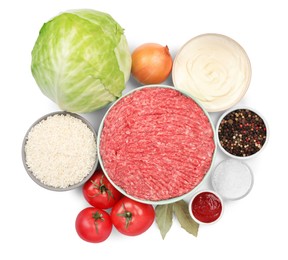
172;34;251;112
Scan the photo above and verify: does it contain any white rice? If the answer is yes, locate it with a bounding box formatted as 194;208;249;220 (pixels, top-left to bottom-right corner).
25;114;97;189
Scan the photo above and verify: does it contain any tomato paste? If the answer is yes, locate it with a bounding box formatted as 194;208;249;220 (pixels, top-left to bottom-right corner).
191;191;222;223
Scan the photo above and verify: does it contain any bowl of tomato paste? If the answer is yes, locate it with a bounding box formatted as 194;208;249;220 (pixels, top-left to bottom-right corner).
189;190;224;224
97;85;217;205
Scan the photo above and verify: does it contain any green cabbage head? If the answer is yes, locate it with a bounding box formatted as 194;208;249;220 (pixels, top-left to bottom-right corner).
31;9;132;113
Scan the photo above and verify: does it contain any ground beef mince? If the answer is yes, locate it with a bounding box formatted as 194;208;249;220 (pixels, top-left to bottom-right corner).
99;87;215;201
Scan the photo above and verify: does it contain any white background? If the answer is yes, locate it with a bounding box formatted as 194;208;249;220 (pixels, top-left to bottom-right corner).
0;0;286;259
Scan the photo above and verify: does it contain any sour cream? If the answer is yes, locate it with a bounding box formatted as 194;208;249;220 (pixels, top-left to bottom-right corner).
172;34;252;112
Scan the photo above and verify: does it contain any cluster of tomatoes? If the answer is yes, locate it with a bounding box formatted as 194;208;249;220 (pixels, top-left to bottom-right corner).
75;169;155;243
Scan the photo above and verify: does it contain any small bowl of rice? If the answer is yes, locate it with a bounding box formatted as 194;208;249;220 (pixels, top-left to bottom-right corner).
22;111;98;191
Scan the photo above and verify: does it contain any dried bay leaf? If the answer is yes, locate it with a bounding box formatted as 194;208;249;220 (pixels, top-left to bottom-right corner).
155;204;173;239
173;200;199;237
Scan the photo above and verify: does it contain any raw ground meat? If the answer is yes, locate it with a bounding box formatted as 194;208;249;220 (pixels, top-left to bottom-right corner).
100;87;215;201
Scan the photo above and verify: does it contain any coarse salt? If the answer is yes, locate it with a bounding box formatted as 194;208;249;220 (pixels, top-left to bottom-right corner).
24;113;97;189
211;159;253;200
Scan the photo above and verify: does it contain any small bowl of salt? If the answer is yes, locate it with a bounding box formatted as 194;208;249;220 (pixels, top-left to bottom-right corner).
211;159;254;200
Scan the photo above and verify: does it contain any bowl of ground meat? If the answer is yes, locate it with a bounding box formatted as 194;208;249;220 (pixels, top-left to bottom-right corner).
98;85;216;204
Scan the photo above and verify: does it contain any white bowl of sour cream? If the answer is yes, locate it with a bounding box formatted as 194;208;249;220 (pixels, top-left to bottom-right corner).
172;33;252;112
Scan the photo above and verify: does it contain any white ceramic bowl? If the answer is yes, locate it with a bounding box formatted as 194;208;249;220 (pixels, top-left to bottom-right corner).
22;111;98;191
188;189;224;225
216;106;269;160
172;33;252;112
97;85;217;205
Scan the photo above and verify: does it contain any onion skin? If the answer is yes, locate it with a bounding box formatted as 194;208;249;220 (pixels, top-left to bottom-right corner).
131;43;173;84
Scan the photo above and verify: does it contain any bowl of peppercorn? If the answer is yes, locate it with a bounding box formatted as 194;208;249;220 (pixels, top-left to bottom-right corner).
216;106;268;159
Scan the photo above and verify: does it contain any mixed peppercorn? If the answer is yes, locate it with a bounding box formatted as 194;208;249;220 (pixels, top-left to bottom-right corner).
218;109;267;157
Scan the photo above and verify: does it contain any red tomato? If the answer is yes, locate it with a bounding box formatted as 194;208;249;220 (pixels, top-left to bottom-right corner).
83;169;122;209
111;197;155;236
75;207;112;243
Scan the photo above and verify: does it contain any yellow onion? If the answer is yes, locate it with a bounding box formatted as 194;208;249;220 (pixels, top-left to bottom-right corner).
131;43;173;84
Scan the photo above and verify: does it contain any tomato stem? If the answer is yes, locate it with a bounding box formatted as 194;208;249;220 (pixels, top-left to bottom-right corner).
117;203;133;229
92;211;104;233
89;175;114;200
